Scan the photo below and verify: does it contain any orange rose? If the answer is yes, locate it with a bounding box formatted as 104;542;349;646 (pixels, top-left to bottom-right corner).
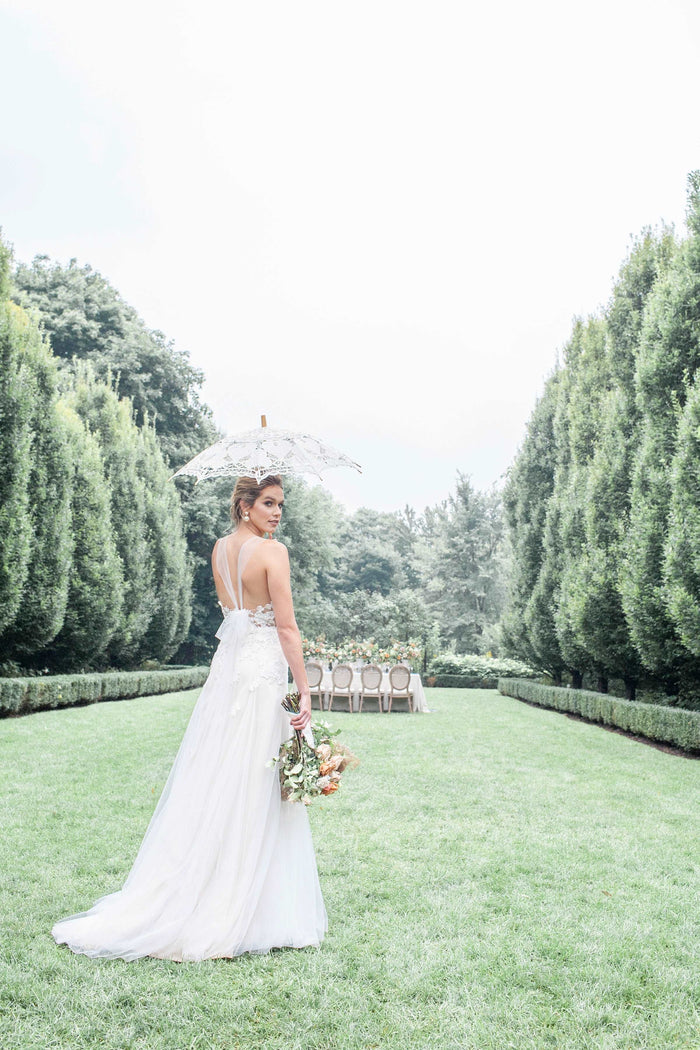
321;781;339;795
319;761;334;776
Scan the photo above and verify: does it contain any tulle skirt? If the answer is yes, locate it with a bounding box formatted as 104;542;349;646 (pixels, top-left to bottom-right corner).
52;621;327;961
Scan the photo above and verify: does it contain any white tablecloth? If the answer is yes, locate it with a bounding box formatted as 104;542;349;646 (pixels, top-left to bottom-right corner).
315;669;427;712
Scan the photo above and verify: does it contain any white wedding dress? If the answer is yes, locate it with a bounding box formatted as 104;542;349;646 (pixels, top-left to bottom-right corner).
52;534;327;962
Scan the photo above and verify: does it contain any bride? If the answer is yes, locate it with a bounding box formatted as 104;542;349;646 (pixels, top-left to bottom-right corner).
52;475;327;961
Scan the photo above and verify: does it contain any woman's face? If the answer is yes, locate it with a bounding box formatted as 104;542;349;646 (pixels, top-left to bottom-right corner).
246;484;284;535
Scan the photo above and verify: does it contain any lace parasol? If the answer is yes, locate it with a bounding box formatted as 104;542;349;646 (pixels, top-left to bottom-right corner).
170;416;362;483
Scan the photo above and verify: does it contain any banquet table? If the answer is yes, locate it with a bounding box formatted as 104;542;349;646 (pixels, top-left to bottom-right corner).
315;668;428;713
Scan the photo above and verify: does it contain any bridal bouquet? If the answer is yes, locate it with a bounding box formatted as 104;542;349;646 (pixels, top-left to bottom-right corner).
269;692;359;805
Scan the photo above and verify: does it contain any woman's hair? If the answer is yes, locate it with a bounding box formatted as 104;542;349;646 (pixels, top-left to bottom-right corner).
230;475;283;524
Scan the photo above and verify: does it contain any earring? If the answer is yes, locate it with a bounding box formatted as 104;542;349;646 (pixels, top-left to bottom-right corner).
243;512;250;522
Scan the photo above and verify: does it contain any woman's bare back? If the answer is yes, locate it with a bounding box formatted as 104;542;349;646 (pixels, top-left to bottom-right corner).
213;534;277;612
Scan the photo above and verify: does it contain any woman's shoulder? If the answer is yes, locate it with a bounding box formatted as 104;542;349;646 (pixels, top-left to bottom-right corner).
264;537;289;560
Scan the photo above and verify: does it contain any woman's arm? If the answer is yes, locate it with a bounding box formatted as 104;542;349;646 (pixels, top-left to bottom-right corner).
265;542;311;730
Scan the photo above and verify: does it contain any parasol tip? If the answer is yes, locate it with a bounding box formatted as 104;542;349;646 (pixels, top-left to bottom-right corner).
261;414;267;427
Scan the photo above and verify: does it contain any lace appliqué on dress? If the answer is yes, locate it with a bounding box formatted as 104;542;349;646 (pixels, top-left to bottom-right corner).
213;603;287;713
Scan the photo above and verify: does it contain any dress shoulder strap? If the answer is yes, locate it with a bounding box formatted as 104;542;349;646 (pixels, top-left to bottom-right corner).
215;536;239;611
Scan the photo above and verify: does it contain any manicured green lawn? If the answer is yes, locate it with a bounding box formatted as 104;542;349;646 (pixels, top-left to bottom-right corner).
1;688;698;1050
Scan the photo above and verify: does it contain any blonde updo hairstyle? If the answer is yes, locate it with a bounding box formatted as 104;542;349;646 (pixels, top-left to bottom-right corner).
230;475;283;525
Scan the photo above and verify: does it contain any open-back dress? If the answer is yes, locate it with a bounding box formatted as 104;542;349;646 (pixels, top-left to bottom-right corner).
51;534;327;962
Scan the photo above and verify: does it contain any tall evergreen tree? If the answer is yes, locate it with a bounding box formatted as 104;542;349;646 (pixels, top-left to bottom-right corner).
1;328;73;658
47;404;124;669
135;422;193;663
422;474;504;654
662;372;700;660
0;302;36;638
564;231;673;696
621;173;700;684
536;322;592;686
70;364;155;666
173;478;236;664
502;370;562;673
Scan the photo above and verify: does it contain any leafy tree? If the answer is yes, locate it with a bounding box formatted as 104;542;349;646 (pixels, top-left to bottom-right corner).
276;478;342;614
0;230;11;299
422;474;505;654
13;256;217;468
329;507;407;596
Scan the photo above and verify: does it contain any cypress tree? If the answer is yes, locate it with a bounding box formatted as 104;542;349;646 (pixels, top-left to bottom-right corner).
135;422;192;663
502;370;561;673
0;302;35;639
173;478;231;664
565;231;673;698
553;317;610;689
71;363;155;666
662;373;700;660
1;325;73;659
48;404;124;669
621;172;700;684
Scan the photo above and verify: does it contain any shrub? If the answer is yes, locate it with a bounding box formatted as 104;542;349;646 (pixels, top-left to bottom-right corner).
498;678;700;752
432;675;499;689
430;653;539;680
0;667;209;717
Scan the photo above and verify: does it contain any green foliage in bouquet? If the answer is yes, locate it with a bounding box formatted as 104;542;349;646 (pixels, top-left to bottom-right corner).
270;693;359;805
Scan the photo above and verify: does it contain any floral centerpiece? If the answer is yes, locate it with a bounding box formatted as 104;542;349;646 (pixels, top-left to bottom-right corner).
302;635;329;663
302;635;423;669
270;692;359;805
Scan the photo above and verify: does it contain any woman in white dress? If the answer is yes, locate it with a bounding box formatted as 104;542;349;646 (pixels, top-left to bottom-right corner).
52;474;327;962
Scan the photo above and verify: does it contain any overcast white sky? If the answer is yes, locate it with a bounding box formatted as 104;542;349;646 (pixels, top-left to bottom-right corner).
1;0;699;512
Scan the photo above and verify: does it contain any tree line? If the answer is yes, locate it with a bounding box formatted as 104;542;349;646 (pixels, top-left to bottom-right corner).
0;246;193;671
503;171;700;703
0;239;507;674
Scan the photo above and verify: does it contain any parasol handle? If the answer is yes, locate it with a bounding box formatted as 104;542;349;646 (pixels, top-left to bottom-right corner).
261;414;267;427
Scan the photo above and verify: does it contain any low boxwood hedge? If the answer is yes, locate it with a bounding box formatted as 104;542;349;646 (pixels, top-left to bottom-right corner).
0;667;209;717
432;675;499;689
498;678;700;753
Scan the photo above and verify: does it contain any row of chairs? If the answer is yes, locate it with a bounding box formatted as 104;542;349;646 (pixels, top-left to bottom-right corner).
304;662;414;713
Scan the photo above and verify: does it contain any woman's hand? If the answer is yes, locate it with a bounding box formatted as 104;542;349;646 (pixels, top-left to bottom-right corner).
289;691;312;730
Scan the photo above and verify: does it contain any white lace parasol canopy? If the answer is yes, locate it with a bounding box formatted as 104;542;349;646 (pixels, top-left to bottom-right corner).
170;423;362;483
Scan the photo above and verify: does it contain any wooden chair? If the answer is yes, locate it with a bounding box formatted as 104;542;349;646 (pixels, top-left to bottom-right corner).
305;661;324;711
359;664;384;713
328;664;354;713
388;665;414;713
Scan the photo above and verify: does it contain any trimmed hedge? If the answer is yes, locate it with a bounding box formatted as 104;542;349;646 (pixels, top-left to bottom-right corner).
498;678;700;753
430;654;539;680
432;675;499;689
0;666;209;717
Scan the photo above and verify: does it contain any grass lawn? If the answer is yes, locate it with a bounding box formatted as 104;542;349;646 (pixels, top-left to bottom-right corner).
1;687;698;1050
